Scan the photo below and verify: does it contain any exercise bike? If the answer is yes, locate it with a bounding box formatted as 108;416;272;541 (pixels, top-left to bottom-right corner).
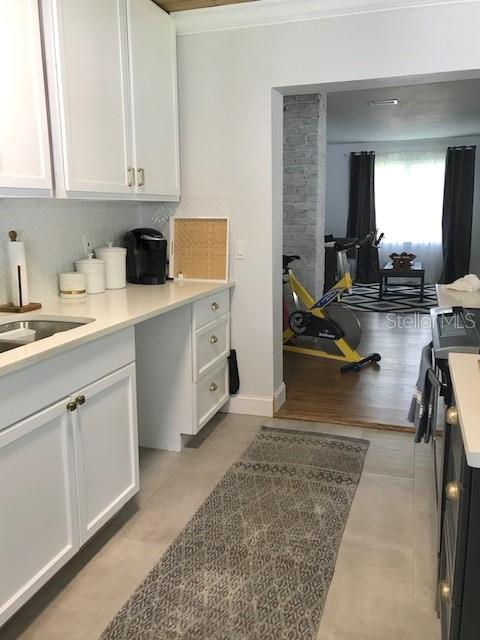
283;237;381;373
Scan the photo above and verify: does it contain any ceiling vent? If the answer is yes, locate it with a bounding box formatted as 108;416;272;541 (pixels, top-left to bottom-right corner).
367;99;399;106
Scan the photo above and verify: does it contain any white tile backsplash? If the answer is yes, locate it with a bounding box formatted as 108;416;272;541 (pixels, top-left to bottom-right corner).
0;199;174;303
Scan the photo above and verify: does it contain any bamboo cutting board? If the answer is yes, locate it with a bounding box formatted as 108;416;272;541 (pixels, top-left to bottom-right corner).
170;218;229;280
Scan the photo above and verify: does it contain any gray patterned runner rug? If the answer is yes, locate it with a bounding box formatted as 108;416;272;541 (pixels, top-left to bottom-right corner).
100;426;369;640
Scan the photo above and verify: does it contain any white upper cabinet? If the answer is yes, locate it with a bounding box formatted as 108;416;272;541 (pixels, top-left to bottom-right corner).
45;0;132;196
43;0;180;200
0;0;52;196
127;0;180;198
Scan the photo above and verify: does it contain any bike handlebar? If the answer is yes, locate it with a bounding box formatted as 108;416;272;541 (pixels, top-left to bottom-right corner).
333;232;375;252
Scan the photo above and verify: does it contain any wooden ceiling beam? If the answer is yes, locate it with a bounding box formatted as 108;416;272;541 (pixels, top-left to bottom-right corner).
153;0;257;14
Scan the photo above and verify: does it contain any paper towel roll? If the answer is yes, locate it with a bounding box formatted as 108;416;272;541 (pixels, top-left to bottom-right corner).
7;241;29;307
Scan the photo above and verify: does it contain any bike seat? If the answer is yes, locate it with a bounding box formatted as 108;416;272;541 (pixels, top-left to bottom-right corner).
283;254;301;269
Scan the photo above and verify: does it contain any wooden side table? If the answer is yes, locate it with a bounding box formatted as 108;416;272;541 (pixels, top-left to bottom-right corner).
379;261;425;302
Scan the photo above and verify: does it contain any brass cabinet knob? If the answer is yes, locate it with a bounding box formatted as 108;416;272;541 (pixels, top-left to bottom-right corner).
439;579;451;603
66;401;77;412
210;382;218;392
211;302;219;311
75;395;86;406
210;335;218;344
446;481;460;502
446;406;458;426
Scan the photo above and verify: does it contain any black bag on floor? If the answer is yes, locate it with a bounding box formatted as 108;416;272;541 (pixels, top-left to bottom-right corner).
228;349;240;395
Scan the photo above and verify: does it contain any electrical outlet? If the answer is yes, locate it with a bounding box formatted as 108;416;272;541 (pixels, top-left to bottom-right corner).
82;233;92;257
235;240;246;260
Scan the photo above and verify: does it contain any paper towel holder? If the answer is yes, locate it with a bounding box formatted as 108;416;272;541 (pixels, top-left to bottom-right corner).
0;230;42;313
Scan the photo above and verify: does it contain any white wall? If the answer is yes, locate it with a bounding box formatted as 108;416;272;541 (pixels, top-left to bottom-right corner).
175;1;480;414
326;136;480;275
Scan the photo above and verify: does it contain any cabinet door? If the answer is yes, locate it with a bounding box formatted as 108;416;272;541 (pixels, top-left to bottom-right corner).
50;0;132;195
72;363;139;544
127;0;180;198
0;0;52;195
0;400;78;627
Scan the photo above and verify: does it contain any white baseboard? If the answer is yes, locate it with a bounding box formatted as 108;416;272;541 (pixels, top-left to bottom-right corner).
226;393;274;417
225;382;287;417
273;382;286;412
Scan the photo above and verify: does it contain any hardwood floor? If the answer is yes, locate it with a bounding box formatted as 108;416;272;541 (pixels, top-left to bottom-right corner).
277;311;432;430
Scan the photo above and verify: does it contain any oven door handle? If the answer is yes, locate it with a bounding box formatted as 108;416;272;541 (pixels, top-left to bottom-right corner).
427;367;442;392
426;368;442;443
427;367;443;507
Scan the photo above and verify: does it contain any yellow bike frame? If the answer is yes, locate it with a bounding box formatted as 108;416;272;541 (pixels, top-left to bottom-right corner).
283;269;364;363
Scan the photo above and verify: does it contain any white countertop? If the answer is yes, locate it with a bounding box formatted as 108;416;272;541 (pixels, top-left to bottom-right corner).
0;280;233;378
448;352;480;468
436;284;480;309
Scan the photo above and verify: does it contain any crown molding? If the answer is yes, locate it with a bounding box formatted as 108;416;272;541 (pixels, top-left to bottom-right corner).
173;0;479;35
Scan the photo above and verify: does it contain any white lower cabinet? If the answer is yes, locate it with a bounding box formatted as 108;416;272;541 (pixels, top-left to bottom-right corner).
0;400;78;626
0;357;138;627
193;315;230;382
72;364;139;544
192;289;230;329
195;360;229;430
136;290;231;451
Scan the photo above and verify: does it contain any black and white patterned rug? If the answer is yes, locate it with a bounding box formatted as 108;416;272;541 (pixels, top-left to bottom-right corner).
100;426;369;640
339;283;438;314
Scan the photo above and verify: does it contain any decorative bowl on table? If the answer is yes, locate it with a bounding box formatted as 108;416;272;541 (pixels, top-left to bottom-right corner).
389;252;416;269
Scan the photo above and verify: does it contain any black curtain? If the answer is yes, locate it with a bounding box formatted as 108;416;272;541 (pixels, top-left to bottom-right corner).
347;151;378;283
440;146;476;283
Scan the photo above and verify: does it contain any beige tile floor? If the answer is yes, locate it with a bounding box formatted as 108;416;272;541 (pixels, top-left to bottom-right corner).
1;413;440;640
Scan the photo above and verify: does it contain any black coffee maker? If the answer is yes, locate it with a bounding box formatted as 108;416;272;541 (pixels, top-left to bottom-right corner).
124;228;168;284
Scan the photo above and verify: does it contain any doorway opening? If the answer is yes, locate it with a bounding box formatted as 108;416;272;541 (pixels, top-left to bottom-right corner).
274;73;480;430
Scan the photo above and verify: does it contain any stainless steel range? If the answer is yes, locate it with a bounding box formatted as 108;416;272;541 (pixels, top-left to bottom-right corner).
431;306;480;360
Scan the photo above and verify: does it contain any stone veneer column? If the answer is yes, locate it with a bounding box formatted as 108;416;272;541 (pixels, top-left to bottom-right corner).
283;94;326;299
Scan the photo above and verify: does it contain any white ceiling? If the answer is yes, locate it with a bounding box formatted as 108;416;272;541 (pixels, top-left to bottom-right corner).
326;78;480;144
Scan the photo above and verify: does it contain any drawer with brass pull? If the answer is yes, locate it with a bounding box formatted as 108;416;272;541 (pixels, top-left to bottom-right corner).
193;314;230;382
446;405;458;426
195;361;229;432
444;440;470;572
439;579;451;604
446;481;460;502
193;290;230;330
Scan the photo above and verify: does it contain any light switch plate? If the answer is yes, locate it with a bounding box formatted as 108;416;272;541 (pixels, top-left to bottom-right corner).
235;240;246;260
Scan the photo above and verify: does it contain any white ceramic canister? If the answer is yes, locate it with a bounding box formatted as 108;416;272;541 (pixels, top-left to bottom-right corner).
59;272;87;299
95;242;127;289
75;254;106;294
